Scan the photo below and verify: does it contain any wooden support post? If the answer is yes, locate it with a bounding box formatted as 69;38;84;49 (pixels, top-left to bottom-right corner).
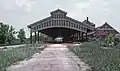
73;35;75;42
74;34;76;42
35;32;36;43
30;29;32;44
81;32;83;40
86;33;87;41
78;32;80;41
38;31;39;43
77;33;79;42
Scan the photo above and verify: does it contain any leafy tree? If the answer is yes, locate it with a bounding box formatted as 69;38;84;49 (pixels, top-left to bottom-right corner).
17;28;26;43
0;23;8;44
6;26;16;44
0;23;16;44
105;33;114;47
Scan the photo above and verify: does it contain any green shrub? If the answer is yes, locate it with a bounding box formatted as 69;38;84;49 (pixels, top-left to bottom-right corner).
69;42;120;71
0;45;44;71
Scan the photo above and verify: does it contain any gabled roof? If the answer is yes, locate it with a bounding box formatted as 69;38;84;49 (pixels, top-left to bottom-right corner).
97;22;114;29
27;17;51;28
50;9;67;15
66;16;83;25
100;22;113;29
96;22;119;34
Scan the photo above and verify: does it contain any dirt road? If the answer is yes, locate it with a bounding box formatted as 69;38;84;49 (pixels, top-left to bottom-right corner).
7;44;89;71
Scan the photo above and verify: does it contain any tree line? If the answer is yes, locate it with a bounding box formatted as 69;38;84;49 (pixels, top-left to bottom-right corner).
0;22;26;45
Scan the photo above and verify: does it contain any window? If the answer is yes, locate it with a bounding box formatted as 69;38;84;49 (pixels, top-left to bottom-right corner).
83;27;85;31
39;25;41;28
54;20;56;26
59;15;61;18
74;24;75;28
55;15;56;18
60;20;62;26
79;26;81;29
53;20;55;26
49;20;51;26
37;25;39;29
68;21;71;27
42;24;43;28
81;27;83;30
44;23;46;27
71;23;73;27
51;20;54;26
76;25;78;29
58;20;59;25
70;22;72;27
47;22;49;27
63;21;65;26
55;20;57;25
56;15;58;18
66;20;68;26
34;26;36;30
58;15;60;18
63;20;65;26
61;20;63;26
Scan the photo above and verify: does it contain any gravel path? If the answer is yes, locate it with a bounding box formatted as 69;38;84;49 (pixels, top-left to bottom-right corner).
7;44;89;71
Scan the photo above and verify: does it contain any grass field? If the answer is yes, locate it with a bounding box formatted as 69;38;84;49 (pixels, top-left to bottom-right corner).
69;41;120;71
0;44;44;71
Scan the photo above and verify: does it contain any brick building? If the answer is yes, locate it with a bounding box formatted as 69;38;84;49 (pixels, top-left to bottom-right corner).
95;22;119;39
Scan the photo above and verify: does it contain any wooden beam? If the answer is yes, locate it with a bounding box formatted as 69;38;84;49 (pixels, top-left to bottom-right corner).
35;32;37;43
38;31;39;42
30;29;32;44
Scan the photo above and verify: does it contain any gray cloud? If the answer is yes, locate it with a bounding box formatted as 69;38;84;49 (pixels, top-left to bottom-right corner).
0;0;120;37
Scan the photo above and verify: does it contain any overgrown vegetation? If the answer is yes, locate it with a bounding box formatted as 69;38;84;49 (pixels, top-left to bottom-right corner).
69;41;120;71
101;33;120;47
0;44;43;71
0;23;16;44
0;22;27;45
17;28;26;44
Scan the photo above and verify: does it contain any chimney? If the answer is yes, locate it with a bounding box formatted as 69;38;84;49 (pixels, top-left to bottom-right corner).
87;17;89;21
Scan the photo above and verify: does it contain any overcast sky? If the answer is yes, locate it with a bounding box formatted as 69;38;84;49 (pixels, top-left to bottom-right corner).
0;0;120;37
